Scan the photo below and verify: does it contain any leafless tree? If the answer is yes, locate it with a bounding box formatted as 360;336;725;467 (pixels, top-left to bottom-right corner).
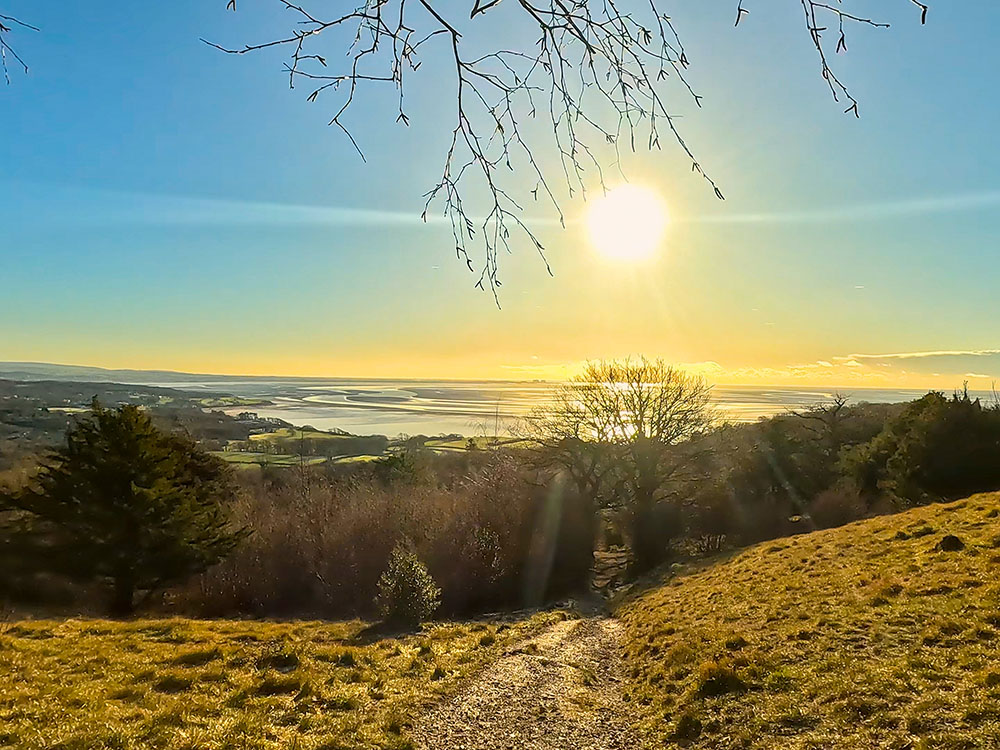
208;0;928;299
518;384;620;561
524;357;716;573
789;392;851;454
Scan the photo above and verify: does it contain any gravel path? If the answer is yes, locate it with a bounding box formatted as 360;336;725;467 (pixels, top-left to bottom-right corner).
411;617;638;750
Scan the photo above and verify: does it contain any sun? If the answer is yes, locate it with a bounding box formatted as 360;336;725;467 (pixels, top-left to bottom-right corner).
585;184;669;261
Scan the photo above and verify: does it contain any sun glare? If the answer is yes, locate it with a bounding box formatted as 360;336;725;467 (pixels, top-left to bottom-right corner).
585;184;668;261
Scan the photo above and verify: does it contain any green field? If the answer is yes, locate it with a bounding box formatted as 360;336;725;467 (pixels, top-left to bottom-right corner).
210;451;329;468
247;428;360;444
211;451;383;469
0;612;565;750
421;436;529;452
196;397;270;409
216;429;527;467
619;492;1000;748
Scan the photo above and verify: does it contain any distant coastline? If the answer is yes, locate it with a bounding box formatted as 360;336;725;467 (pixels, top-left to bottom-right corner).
2;362;991;438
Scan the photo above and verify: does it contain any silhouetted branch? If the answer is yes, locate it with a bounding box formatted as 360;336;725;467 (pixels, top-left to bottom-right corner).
0;13;38;84
798;0;926;117
211;1;927;299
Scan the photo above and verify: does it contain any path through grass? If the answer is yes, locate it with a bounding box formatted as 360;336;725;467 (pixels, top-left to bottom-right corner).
0;612;563;749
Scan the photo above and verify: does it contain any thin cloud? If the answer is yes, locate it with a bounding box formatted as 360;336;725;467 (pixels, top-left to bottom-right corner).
7;182;565;229
207;189;1000;230
17;180;1000;231
840;349;1000;361
128;195;565;228
683;190;1000;225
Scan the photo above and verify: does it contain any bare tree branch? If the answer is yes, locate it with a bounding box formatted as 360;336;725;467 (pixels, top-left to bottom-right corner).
210;1;927;300
0;13;38;85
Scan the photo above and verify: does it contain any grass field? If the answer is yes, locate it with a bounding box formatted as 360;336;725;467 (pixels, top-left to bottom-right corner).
248;429;359;445
421;436;529;453
216;431;526;467
210;451;382;469
197;398;269;409
209;451;329;468
619;492;1000;748
0;612;565;750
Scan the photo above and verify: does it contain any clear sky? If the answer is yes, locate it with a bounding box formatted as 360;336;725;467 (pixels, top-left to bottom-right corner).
1;1;998;387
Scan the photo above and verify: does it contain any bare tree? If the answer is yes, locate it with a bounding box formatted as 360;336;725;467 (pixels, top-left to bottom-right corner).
518;385;620;569
525;357;716;574
790;392;851;455
210;0;928;299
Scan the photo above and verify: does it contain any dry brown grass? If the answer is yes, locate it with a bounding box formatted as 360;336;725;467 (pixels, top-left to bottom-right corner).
0;611;565;749
620;492;1000;748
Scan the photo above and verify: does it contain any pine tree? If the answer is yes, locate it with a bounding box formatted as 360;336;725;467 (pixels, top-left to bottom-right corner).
3;399;245;615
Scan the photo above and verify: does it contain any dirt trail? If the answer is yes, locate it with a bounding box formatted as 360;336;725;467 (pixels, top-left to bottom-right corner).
411;616;637;750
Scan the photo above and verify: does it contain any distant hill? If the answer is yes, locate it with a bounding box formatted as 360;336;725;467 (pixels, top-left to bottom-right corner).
0;362;233;384
619;493;1000;747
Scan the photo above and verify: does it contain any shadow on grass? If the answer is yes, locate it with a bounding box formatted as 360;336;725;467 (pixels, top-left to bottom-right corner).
349;620;420;645
607;546;748;613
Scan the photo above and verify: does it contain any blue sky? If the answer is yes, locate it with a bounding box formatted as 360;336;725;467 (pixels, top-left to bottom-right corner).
1;0;998;384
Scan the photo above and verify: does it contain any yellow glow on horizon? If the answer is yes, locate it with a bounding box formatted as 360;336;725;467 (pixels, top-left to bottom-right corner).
5;348;992;390
585;184;668;261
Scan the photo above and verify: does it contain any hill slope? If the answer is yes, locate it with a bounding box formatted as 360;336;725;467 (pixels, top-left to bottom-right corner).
0;613;562;749
620;493;1000;748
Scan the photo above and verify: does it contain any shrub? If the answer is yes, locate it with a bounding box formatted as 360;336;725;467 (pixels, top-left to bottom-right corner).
843;390;1000;504
628;499;683;574
0;599;10;636
809;484;866;529
421;455;539;613
182;452;590;619
671;711;702;740
687;486;738;554
375;542;441;628
695;660;748;696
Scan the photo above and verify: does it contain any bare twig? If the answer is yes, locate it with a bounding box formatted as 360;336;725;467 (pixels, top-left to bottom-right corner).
0;13;38;84
210;0;927;298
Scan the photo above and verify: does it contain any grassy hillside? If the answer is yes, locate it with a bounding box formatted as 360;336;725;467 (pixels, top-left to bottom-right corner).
0;612;564;750
620;493;1000;748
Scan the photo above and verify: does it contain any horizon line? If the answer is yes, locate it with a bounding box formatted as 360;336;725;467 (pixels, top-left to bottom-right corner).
0;360;990;393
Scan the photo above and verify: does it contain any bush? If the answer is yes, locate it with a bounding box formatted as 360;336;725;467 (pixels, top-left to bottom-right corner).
420;455;538;613
694;429;803;545
843;390;1000;504
687;486;738;554
809;484;866;529
696;660;748;696
181;452;590;619
375;542;441;628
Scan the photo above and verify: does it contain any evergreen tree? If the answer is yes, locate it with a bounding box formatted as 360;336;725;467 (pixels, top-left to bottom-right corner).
375;541;441;628
2;399;245;615
843;389;1000;505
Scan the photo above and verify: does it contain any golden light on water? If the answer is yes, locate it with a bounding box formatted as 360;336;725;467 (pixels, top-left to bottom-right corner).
585;184;668;261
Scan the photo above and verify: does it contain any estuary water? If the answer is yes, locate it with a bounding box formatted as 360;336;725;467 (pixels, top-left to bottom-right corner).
144;377;948;438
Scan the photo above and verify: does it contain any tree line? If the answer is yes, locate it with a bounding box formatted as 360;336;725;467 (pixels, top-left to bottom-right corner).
3;362;1000;622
